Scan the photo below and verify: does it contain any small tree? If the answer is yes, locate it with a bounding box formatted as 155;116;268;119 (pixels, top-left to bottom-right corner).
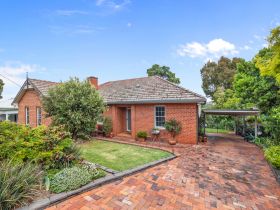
43;78;105;140
165;119;182;143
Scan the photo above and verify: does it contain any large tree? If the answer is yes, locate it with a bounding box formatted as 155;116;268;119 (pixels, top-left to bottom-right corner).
147;64;180;84
200;56;243;99
255;26;280;83
43;78;105;140
233;60;280;114
0;79;4;99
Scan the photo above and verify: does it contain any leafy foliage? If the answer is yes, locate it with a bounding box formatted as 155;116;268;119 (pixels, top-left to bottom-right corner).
0;121;80;169
136;131;148;139
262;106;280;143
265;146;280;169
233;60;280;113
43;78;105;140
0;78;3;99
0;161;42;210
200;56;242;99
102;116;113;136
165;119;182;139
253;137;278;149
255;26;280;83
50;166;105;193
147;64;180;84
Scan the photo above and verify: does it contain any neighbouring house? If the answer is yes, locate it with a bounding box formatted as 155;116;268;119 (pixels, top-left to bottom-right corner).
0;107;18;122
12;76;206;144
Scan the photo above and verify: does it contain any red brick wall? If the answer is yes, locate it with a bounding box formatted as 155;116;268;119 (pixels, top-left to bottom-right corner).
18;91;198;144
18;89;51;127
107;103;198;144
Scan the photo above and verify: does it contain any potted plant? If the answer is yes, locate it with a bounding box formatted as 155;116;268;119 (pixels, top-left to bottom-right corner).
136;131;148;142
151;127;160;135
165;119;182;145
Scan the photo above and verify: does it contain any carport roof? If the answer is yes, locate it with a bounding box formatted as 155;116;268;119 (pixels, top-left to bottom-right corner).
202;109;260;116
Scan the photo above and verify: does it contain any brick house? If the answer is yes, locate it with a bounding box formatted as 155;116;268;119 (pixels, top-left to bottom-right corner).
13;76;206;144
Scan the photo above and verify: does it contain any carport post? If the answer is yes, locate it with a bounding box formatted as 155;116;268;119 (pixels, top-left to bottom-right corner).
203;112;206;138
254;115;258;139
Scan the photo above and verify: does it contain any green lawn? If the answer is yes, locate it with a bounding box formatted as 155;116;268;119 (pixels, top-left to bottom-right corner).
80;140;172;171
206;128;232;134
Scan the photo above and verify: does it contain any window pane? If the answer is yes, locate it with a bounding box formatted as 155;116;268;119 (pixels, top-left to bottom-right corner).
155;106;165;127
37;107;42;126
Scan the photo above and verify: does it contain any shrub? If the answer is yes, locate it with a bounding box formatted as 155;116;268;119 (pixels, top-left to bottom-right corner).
103;117;113;136
50;166;106;193
0;161;42;210
42;78;105;140
254;137;278;149
137;131;148;139
0;121;80;169
265;146;280;169
165;119;182;139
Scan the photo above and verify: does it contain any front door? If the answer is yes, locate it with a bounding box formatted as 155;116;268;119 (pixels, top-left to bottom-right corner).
126;108;131;132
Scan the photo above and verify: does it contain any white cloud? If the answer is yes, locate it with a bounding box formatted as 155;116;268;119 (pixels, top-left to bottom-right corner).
0;62;45;107
96;0;130;10
49;25;95;35
0;61;44;87
177;38;239;59
241;45;251;50
127;22;132;27
96;0;106;6
55;10;89;16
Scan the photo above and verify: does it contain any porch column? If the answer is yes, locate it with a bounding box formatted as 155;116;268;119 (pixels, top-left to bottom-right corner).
111;105;118;136
131;105;136;139
5;114;9;121
242;116;245;136
254;115;258;139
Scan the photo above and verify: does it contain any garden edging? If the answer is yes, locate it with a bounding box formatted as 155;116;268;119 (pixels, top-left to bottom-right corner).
17;154;176;210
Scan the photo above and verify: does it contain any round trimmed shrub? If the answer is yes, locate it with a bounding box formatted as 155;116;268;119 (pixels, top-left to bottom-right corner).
136;131;148;139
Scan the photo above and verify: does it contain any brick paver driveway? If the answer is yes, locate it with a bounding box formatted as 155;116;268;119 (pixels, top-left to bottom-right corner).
47;134;280;210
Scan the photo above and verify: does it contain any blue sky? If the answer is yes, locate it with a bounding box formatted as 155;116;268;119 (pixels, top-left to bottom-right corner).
0;0;279;106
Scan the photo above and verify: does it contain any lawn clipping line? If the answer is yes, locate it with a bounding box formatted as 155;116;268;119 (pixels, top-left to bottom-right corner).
18;146;176;210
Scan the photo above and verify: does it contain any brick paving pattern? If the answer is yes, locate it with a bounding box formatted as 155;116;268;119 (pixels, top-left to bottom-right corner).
47;134;280;210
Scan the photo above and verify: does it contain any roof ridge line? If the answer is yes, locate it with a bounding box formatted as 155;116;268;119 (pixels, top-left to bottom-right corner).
100;75;153;85
29;78;58;84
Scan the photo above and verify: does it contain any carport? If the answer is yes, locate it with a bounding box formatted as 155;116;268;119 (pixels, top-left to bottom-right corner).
202;109;260;139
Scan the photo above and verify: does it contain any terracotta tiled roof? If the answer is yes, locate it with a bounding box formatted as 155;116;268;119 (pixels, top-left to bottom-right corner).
99;76;206;104
13;76;206;105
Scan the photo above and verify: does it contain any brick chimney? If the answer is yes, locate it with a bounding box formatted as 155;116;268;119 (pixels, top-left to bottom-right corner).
87;76;98;89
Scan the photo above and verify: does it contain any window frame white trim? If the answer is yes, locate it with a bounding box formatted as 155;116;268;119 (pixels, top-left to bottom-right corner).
25;106;30;125
36;107;42;126
154;105;166;129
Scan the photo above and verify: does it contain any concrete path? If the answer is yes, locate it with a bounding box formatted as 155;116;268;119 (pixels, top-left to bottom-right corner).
47;134;280;210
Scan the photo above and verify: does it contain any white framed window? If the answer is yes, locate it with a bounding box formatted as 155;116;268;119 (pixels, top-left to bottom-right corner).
36;107;42;126
25;107;30;125
154;106;165;128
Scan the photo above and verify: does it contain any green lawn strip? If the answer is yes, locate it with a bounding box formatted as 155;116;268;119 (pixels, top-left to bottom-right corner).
80;140;172;171
206;128;232;134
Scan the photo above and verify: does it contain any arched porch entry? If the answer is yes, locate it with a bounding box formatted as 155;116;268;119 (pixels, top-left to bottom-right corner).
201;109;260;139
